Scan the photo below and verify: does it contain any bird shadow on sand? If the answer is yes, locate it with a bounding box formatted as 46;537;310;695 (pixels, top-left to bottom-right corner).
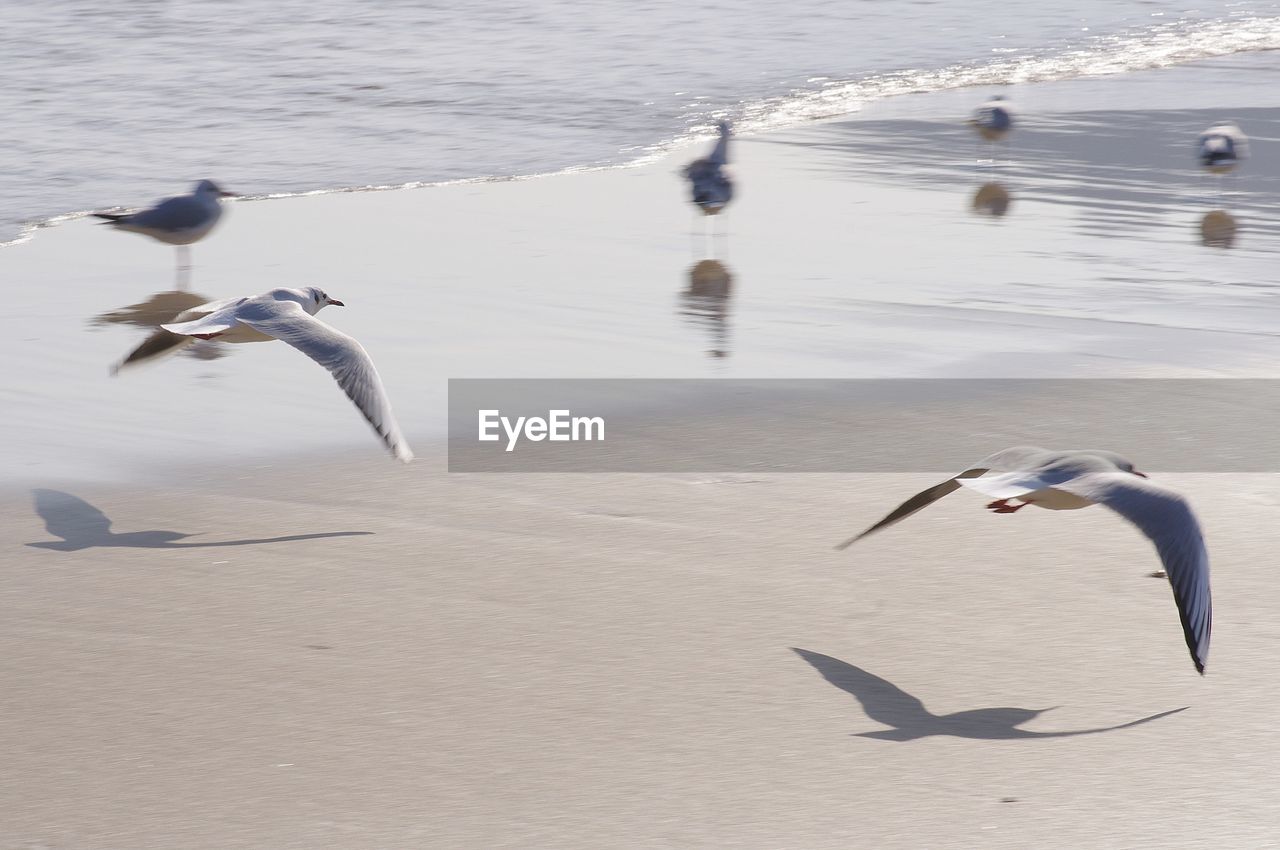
792;648;1187;741
26;489;372;551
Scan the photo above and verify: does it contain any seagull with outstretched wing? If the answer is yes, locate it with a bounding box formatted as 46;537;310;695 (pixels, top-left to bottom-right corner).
115;286;413;463
837;446;1211;675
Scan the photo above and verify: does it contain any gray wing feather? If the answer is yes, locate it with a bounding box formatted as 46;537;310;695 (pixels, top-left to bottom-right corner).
128;195;215;231
836;446;1051;549
179;296;245;319
236;301;413;463
1058;473;1211;674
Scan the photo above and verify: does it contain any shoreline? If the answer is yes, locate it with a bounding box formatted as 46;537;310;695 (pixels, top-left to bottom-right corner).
8;53;1280;486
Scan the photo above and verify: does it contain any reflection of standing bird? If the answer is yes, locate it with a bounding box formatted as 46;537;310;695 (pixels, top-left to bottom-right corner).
1197;123;1248;173
684;121;734;214
680;259;733;358
1199;210;1239;248
969;96;1013;142
93;180;236;286
836;446;1211;676
970;182;1012;218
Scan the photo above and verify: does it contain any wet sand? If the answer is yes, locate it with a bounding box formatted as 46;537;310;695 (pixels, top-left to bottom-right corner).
7;59;1280;482
6;55;1280;847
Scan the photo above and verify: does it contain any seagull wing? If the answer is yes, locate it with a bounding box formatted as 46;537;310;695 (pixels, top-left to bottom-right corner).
836;446;1051;549
126;194;215;232
235;300;413;463
176;296;244;320
1056;473;1212;675
161;304;241;337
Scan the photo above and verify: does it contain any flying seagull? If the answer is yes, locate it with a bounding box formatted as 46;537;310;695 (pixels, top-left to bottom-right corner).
1197;122;1248;173
684;120;734;214
93;179;236;280
117;286;413;463
835;446;1211;674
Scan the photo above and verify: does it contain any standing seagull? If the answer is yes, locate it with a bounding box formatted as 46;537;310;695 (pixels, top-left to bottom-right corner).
835;446;1211;675
93;180;236;283
684;120;734;215
128;286;412;463
1197;122;1248;173
969;96;1014;143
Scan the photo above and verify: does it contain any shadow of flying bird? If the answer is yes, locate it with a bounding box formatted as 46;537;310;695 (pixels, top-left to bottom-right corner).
793;648;1187;741
27;489;372;551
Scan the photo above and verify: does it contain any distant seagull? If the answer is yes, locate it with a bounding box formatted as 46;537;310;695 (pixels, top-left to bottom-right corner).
93;179;236;278
684;120;734;214
836;446;1211;675
1197;123;1248;173
969;96;1013;142
126;286;412;463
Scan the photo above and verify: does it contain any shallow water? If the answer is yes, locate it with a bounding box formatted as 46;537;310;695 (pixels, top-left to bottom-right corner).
3;0;1280;242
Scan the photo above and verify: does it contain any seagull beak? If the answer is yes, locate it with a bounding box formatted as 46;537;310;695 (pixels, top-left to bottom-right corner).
1133;470;1149;478
219;190;238;198
327;298;345;307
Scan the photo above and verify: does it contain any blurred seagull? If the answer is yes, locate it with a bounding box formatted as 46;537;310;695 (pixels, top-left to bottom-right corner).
836;446;1211;675
93;179;236;282
969;96;1013;142
118;286;413;463
1197;122;1248;173
684;120;734;215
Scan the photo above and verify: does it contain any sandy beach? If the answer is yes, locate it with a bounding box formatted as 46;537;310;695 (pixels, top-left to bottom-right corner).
6;53;1280;847
5;463;1280;847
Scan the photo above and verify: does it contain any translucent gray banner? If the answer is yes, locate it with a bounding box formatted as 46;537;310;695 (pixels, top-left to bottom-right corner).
447;379;1277;472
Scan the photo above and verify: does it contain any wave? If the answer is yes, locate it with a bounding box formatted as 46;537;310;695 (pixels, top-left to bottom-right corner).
665;15;1280;150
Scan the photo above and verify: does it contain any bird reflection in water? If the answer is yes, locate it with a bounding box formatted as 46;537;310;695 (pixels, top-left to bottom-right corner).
91;289;227;371
1198;209;1238;248
970;181;1013;218
680;259;733;359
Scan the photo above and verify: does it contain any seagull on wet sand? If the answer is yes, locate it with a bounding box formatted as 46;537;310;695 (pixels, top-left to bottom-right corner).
93;179;236;281
1197;122;1248;173
684;120;734;215
969;96;1013;142
125;286;412;463
835;446;1211;675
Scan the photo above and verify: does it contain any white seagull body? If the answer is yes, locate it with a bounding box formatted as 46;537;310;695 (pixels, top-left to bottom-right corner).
837;446;1211;675
93;179;235;246
1197;122;1248;173
139;286;413;463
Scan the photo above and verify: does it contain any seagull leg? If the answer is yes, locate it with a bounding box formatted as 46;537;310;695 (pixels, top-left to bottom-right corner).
986;498;1027;514
175;245;192;290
